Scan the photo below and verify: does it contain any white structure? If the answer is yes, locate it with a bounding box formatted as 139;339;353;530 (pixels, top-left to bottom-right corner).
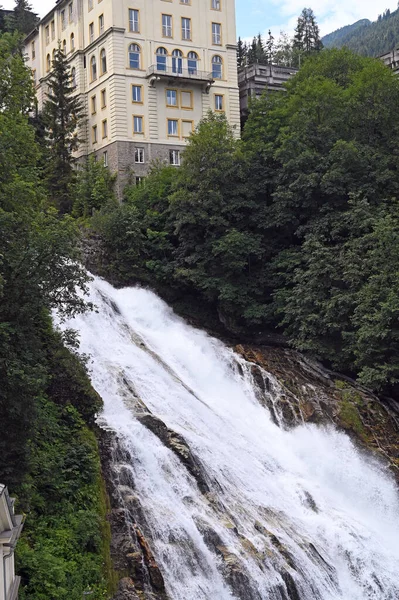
380;47;399;74
0;486;23;600
24;0;240;191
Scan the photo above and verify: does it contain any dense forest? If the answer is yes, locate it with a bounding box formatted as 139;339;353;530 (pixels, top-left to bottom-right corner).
322;8;399;56
0;29;113;600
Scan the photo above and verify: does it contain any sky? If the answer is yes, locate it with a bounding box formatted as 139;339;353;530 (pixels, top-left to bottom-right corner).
2;0;399;39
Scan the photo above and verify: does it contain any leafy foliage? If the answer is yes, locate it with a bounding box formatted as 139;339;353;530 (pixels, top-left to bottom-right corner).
0;30;111;599
73;155;117;218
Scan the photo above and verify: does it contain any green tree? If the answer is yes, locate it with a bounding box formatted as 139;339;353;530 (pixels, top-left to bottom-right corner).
43;45;83;214
0;32;90;486
73;155;117;218
170;112;267;324
237;36;247;67
293;7;323;66
12;0;38;34
243;48;399;391
274;31;294;66
265;29;275;64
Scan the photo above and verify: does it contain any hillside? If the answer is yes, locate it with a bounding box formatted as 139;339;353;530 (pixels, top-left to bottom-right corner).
322;19;370;49
322;9;399;57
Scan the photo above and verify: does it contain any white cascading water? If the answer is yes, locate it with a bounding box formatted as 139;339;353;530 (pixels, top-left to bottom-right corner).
61;276;399;600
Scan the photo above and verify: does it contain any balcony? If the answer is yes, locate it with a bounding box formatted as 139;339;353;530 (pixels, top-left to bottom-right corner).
146;64;214;89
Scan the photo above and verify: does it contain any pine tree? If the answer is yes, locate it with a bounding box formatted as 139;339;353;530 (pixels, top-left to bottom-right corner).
12;0;38;34
274;31;294;66
293;7;323;65
43;45;83;214
266;29;275;64
237;36;247;67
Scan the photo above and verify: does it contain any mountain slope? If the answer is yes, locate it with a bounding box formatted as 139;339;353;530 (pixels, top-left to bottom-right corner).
322;19;370;48
322;9;399;57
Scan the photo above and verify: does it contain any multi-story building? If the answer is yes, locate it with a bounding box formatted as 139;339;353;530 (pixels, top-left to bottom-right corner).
0;485;23;600
238;62;298;126
24;0;240;192
380;47;399;74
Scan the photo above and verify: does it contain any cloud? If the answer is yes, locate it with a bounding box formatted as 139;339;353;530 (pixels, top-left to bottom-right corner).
265;0;398;35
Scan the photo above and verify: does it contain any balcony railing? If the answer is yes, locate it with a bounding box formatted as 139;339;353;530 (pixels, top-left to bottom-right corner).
146;64;214;84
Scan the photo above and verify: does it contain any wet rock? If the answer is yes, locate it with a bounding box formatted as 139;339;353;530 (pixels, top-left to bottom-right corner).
215;545;263;600
303;491;318;513
137;413;210;494
134;526;166;593
281;571;301;600
113;577;140;600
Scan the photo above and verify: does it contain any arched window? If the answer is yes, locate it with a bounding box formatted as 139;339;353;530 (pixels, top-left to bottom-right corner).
52;48;56;62
71;66;76;88
90;55;97;81
156;46;167;72
70;32;75;52
212;55;223;79
172;49;183;74
46;53;51;71
187;51;198;75
62;39;67;55
128;43;141;69
100;48;107;74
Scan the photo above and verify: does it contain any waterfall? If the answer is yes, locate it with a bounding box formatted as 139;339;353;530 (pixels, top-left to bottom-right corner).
61;276;399;600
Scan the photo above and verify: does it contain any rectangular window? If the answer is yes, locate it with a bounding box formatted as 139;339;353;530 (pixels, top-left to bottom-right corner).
101;88;107;108
167;119;178;136
92;125;97;143
133;115;143;134
88;0;93;10
102;119;108;138
69;2;73;22
51;20;55;39
166;89;178;107
215;94;223;111
212;22;221;45
181;17;191;40
182;120;193;138
89;22;94;43
180;0;190;4
132;84;142;103
129;9;139;32
45;25;49;44
32;41;35;59
103;151;108;167
162;14;172;38
135;176;143;185
180;90;193;109
169;149;180;165
211;0;221;9
99;14;104;35
32;69;37;85
135;148;145;163
91;95;97;114
61;10;66;30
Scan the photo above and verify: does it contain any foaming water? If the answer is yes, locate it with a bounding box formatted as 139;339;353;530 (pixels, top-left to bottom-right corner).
61;276;399;600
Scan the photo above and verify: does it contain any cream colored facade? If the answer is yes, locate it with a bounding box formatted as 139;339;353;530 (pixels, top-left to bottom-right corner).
24;0;240;191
